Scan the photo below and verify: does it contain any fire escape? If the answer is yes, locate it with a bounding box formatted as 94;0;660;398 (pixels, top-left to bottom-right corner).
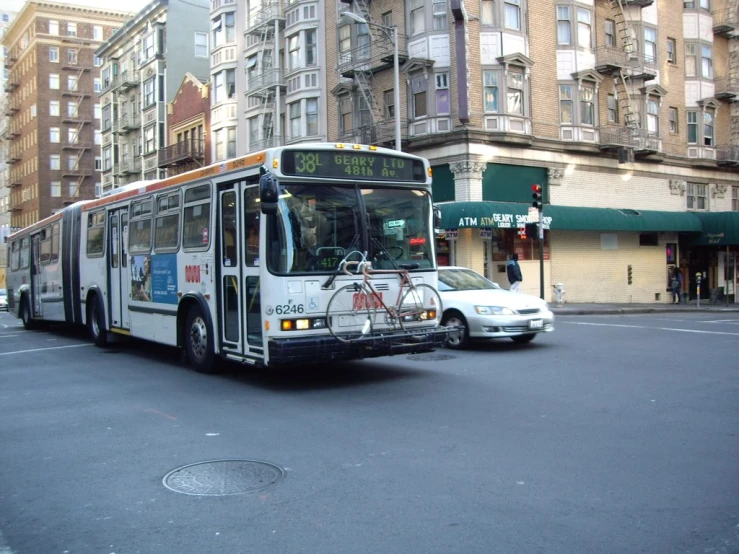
113;67;142;179
61;65;92;203
713;1;739;166
245;0;286;151
595;0;658;161
336;0;408;146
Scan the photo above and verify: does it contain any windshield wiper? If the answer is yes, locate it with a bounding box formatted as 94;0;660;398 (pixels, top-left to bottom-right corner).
322;233;360;289
370;237;401;270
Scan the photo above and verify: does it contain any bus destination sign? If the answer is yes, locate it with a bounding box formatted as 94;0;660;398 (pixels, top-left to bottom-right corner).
281;150;426;182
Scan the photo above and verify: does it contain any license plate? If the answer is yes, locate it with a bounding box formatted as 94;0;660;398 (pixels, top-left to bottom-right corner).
528;319;543;329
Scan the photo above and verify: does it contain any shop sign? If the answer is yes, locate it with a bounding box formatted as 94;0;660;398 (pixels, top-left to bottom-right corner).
461;213;553;229
445;229;459;240
479;228;493;239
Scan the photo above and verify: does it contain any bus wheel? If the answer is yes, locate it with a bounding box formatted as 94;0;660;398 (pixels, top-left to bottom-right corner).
88;298;108;347
184;306;216;373
20;296;36;330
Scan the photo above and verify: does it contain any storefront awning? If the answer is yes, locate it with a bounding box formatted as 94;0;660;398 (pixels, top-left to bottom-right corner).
687;212;739;245
437;201;704;232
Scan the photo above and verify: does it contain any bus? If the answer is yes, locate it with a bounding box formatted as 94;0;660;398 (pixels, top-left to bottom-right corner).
5;143;446;372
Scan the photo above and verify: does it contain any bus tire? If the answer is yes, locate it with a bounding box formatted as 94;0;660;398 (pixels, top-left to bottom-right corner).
88;296;108;347
184;305;216;373
20;295;36;330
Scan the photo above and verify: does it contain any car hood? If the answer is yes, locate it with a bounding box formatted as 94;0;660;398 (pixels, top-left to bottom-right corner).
439;289;547;311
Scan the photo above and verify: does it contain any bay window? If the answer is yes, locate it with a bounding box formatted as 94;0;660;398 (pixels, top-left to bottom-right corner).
506;72;523;115
484;71;499;112
504;0;520;30
580;86;594;125
559;85;573;123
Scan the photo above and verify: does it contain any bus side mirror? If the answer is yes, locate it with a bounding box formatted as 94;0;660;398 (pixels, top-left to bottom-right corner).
259;173;279;215
433;207;442;230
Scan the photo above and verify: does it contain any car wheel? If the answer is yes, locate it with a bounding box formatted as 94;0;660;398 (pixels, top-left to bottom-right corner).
511;333;536;344
442;311;469;349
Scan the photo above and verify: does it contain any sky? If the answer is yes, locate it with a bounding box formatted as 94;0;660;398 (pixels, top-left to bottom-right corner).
5;0;151;14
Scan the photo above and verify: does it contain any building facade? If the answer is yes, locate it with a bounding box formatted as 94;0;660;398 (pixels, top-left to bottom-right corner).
96;0;210;194
322;0;739;304
1;1;132;235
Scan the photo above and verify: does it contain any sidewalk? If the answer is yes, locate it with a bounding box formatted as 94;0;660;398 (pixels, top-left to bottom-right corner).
550;301;739;315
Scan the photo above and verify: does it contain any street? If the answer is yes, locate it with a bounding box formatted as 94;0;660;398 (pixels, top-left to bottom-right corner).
0;311;738;554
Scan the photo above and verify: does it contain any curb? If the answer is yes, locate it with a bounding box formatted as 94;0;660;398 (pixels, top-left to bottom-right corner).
552;307;739;315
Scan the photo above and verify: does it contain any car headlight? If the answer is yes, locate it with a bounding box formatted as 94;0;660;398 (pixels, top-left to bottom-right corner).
475;306;516;315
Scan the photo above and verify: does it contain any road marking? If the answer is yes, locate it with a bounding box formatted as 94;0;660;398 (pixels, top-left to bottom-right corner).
0;343;92;357
0;334;23;339
565;321;739;336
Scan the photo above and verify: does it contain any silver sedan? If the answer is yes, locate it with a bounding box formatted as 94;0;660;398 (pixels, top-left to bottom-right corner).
438;267;554;349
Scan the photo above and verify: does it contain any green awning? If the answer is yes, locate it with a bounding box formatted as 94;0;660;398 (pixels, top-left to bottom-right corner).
437;201;703;232
687;212;739;245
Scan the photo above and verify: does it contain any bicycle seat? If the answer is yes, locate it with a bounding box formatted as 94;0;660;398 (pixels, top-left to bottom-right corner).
399;263;420;270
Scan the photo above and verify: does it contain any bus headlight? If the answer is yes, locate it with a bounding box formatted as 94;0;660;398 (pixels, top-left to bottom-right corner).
279;318;327;331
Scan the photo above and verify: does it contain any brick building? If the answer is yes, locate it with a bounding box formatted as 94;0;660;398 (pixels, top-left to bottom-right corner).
1;1;132;230
160;72;211;176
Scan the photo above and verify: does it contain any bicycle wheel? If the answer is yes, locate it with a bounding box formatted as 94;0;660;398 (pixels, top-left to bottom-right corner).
326;284;375;343
398;284;443;328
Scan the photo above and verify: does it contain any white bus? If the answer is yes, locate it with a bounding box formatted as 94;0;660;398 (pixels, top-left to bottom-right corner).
6;143;446;372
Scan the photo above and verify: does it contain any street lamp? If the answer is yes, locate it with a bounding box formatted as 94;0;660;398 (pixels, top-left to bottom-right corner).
338;12;402;151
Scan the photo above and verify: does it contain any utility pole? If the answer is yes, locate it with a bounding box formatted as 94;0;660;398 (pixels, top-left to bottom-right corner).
532;184;544;300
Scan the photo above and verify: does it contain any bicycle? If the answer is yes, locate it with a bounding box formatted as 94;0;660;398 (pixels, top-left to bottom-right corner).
325;251;443;343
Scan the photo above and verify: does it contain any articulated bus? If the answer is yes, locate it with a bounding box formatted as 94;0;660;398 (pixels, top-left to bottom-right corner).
6;143;447;372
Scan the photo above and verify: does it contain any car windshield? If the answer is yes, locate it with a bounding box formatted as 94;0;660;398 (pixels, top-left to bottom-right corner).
266;184;434;274
438;268;501;292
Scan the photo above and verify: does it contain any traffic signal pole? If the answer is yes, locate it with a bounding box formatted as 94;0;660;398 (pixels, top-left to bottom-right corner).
532;185;545;300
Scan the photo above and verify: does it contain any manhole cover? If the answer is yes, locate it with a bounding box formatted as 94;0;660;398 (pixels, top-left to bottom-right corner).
407;353;456;362
163;459;285;496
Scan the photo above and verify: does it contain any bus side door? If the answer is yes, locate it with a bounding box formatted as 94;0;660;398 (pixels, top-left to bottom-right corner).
31;234;43;318
108;209;130;330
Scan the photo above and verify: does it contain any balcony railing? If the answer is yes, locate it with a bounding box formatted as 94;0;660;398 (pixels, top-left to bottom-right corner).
712;8;736;37
119;159;142;175
246;68;286;94
158;140;205;168
337;34;409;77
599;126;661;153
246;2;285;34
118;114;141;131
594;47;657;79
337;120;408;147
111;71;140;92
249;135;283;151
713;76;739;99
716;145;739;165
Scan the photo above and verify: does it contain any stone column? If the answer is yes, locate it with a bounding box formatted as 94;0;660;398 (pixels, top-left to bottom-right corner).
449;159;486;273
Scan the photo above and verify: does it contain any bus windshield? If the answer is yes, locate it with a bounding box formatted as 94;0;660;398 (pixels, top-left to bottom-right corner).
266;184;434;274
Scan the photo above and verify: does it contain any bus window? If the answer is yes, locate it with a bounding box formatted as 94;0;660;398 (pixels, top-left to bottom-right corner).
110;216;119;268
51;223;59;263
222;191;237;266
87;211;105;257
155;191;180;251
129;199;152;253
121;213;128;267
10;240;20;271
183;185;211;250
20;237;30;269
40;228;52;265
244;187;259;266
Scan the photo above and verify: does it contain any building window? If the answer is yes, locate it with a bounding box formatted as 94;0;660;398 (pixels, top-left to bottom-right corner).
700;0;710;9
49;20;58;35
226;69;235;98
684;1;695;6
49;74;59;89
687;183;707;210
340;98;352;134
433;0;447;30
687;111;697;143
577;8;591;48
411;74;428;118
50;155;60;170
49;46;59;63
248;116;259;145
384;89;395;118
290;102;301;137
67;101;78;118
436;73;450;114
50;100;60;117
67;22;76;36
339;25;351;63
103;146;111;170
194;32;208;57
94;78;102;93
95;130;101;145
559;85;573;123
504;0;520;30
701;44;713;78
68;128;79;144
732;187;738;211
214;129;224;160
306;98;318;136
143;33;155;60
605;20;615;47
411;0;425;35
227;128;236;158
68;155;78;171
144;78;155;107
481;0;495;25
644;27;656;63
50;128;60;143
607;94;618;123
144;126;155;154
382;11;393;27
647;98;659;134
669;107;678;133
67;49;78;65
557;6;571;45
95;157;101;170
685;44;696;77
667;38;676;64
703;110;714;146
507;72;523;114
581;86;594;125
306;30;316;66
225;12;235;42
288;35;300;71
94;55;102;67
51;182;61;197
93;25;103;40
68;75;79;92
102;105;111;130
483;70;499;112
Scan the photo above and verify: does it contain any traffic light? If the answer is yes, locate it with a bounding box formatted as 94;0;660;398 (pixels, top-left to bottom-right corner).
627;264;633;285
532;184;543;210
525;223;538;238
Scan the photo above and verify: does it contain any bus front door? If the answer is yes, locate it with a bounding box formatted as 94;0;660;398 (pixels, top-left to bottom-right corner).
31;234;43;318
108;209;130;330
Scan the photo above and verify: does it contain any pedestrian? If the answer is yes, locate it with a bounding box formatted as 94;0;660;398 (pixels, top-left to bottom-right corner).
507;253;523;293
671;267;683;304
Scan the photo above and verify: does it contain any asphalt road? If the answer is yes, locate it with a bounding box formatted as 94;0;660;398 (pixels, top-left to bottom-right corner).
0;311;738;554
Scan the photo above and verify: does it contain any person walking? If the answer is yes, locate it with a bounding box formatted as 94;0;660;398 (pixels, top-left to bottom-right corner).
507;253;523;293
671;267;683;304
